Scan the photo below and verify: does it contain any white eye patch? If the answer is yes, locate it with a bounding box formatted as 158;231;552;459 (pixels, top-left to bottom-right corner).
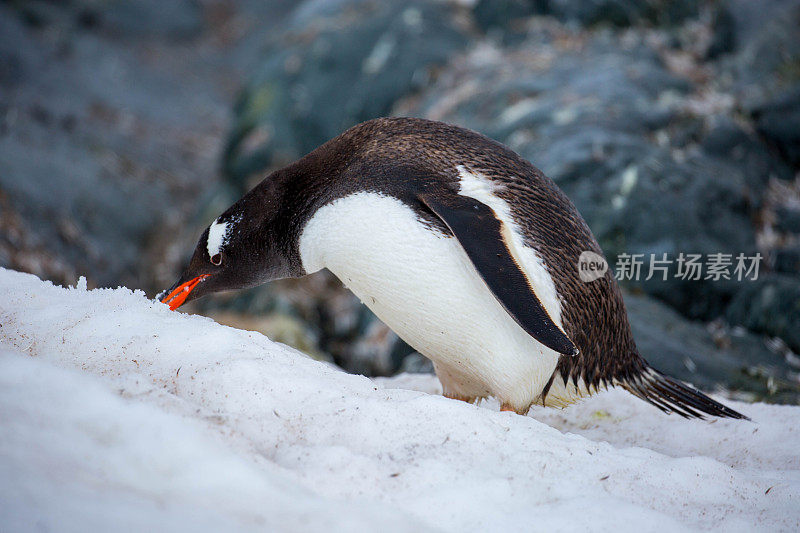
207;218;231;257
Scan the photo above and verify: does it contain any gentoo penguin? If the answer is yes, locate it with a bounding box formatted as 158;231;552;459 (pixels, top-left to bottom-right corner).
161;117;746;419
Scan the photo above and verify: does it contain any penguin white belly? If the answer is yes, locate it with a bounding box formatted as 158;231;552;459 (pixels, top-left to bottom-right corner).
299;192;562;411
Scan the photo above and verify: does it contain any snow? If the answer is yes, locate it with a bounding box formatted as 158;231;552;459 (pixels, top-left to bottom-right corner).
0;267;798;532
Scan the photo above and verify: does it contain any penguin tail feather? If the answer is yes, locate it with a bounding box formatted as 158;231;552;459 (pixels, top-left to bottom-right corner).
619;366;749;420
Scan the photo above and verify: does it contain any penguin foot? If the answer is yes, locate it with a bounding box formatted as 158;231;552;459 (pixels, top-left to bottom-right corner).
500;404;516;413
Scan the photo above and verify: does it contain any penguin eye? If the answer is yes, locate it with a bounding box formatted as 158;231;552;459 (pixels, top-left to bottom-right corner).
210;253;222;266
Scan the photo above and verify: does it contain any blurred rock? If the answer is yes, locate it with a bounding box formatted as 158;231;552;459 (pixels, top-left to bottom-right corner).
753;85;800;169
706;2;736;59
701;115;793;192
773;247;800;274
10;0;203;40
398;352;435;375
545;0;698;27
0;1;291;291
473;0;545;38
98;0;203;40
626;292;800;403
775;206;800;234
718;0;800;112
0;6;176;289
473;0;700;30
223;0;471;190
726;275;800;354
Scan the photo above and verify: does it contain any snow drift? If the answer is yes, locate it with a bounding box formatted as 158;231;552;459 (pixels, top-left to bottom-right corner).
0;268;798;532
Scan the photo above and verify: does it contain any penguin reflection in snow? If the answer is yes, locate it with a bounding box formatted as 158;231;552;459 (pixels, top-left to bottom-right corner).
162;117;746;419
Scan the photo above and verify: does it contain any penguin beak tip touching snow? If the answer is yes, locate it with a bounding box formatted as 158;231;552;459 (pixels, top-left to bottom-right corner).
159;274;212;311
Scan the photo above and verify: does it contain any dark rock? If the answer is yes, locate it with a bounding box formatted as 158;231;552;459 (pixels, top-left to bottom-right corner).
473;0;546;32
701;115;793;193
8;0;203;41
719;0;800;112
706;3;736;59
753;84;800;169
0;2;262;290
99;0;203;40
546;0;699;27
726;275;800;353
775;206;800;234
773;247;800;274
626;292;800;403
224;0;470;191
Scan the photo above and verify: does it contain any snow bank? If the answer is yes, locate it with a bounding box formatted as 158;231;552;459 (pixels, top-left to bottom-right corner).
0;268;798;532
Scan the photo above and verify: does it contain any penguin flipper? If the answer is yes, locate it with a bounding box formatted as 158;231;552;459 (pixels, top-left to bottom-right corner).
419;192;577;357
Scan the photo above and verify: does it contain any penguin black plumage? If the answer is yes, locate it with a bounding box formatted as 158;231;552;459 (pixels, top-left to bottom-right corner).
162;117;747;419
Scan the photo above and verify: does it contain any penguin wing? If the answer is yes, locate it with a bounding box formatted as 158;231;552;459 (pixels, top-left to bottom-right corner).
419;192;577;357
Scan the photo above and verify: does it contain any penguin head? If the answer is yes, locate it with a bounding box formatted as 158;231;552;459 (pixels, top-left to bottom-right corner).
160;179;299;310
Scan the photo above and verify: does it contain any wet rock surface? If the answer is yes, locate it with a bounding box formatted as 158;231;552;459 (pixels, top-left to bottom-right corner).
2;0;798;401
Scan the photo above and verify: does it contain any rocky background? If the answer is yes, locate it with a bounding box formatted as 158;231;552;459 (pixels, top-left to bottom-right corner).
1;0;798;402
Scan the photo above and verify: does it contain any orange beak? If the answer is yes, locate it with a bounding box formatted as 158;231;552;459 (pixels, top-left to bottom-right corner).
160;274;211;311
